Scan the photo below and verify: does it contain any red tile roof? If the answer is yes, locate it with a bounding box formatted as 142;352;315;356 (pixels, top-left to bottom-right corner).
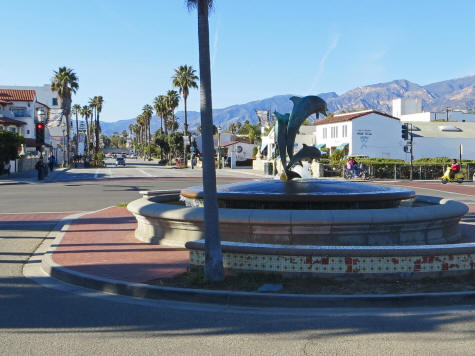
0;89;35;102
315;110;399;126
0;99;12;105
0;117;27;126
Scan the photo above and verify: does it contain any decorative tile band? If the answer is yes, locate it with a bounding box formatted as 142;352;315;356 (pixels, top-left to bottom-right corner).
189;250;475;274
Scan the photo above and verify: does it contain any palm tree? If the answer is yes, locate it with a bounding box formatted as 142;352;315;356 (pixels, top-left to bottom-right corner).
51;67;79;164
142;104;153;159
187;0;224;282
89;96;104;158
72;104;81;156
153;95;168;134
165;90;180;133
172;65;199;163
81;105;92;157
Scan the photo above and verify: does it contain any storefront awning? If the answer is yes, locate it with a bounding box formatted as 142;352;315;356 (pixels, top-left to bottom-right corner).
316;144;326;149
335;143;349;150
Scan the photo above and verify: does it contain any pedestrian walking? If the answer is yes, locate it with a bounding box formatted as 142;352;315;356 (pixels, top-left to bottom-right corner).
48;154;56;172
3;162;11;176
35;160;45;180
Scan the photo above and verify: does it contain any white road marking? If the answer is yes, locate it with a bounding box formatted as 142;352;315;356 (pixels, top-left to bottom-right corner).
138;168;153;177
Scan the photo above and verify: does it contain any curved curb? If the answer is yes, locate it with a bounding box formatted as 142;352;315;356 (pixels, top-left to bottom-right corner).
28;209;475;309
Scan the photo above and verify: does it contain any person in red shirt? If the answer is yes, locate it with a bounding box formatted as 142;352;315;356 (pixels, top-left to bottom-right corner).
450;159;460;179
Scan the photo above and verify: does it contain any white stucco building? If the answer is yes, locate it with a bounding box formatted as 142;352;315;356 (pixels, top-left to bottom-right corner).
315;110;405;159
392;98;475;160
392;97;475;122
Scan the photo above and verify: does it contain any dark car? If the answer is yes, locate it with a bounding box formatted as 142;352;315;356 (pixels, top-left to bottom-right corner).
115;157;126;167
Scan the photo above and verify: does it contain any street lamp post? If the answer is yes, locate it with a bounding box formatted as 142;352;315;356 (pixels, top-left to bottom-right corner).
217;126;222;169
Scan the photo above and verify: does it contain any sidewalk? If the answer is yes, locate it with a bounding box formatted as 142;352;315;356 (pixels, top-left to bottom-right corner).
31;203;475;308
0;167;69;185
50;207;188;283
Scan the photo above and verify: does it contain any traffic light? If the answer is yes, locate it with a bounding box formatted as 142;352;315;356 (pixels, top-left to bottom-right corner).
35;122;45;150
401;123;409;140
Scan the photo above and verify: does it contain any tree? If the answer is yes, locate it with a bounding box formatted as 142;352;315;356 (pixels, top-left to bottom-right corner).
167;131;184;159
165;90;180;133
80;105;92;156
143;104;153;158
50;67;79;165
0;131;25;168
187;0;224;282
172;64;199;164
72;104;81;156
89;96;104;159
153;95;167;134
154;132;170;160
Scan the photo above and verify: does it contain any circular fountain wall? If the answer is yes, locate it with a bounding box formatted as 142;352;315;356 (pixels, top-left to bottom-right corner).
127;179;471;278
181;179;415;210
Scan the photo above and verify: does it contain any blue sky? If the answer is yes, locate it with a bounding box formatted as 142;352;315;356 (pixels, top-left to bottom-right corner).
2;0;475;122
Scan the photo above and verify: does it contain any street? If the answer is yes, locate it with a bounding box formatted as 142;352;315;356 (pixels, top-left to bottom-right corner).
1;159;475;355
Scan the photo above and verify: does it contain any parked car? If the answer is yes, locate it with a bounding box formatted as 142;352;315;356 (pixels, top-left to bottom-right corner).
115;157;126;167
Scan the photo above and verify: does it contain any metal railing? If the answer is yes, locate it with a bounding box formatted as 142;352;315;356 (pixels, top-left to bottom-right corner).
323;163;475;180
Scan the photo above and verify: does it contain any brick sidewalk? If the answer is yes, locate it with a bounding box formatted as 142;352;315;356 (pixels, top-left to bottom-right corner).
52;207;188;283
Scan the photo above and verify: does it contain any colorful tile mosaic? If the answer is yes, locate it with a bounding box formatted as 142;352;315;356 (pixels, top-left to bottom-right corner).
189;250;475;274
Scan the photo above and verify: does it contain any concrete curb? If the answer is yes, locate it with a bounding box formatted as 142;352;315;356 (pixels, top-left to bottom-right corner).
29;209;475;308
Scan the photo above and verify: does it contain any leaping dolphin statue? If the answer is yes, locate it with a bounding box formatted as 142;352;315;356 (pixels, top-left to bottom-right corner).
286;96;327;160
286;144;322;171
274;111;290;171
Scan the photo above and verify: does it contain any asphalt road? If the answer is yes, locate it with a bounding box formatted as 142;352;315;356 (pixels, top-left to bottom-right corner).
1;160;475;355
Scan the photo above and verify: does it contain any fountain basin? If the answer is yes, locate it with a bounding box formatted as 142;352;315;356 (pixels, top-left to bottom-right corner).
181;179;415;209
127;192;467;247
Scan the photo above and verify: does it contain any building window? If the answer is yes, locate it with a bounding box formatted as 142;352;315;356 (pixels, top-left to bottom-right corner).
342;125;347;137
322;128;327;139
8;127;16;133
52;98;58;106
27;129;30;134
0;126;4;131
331;126;338;138
11;107;28;117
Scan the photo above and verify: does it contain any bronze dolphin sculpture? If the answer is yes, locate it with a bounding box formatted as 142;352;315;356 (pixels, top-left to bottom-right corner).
286;144;322;171
274;111;290;171
286;96;327;160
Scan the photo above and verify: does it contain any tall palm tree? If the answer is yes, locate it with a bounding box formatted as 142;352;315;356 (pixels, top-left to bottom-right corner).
187;0;224;282
165;90;180;133
72;104;81;156
153;95;168;134
81;105;92;157
50;67;79;164
172;65;199;163
142;104;153;159
89;96;104;158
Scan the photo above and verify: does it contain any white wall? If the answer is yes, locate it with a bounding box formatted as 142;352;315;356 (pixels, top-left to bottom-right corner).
392;98;422;118
351;114;405;159
399;112;433;122
316;121;352;149
411;137;475;160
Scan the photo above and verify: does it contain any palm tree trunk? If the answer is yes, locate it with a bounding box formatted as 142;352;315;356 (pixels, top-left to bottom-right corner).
95;110;100;157
75;112;79;156
197;0;224;281
84;115;89;157
184;95;189;165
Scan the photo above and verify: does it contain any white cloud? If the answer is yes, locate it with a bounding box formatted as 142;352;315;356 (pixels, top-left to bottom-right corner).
308;34;340;94
211;18;220;70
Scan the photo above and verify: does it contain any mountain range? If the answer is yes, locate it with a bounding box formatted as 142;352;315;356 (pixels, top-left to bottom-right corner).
100;74;475;136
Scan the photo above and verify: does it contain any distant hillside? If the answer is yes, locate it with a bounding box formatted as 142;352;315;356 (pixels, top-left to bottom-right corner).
99;74;475;136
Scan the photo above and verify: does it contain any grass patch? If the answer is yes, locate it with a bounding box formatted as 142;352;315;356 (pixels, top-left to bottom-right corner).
116;202;128;207
147;270;475;295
